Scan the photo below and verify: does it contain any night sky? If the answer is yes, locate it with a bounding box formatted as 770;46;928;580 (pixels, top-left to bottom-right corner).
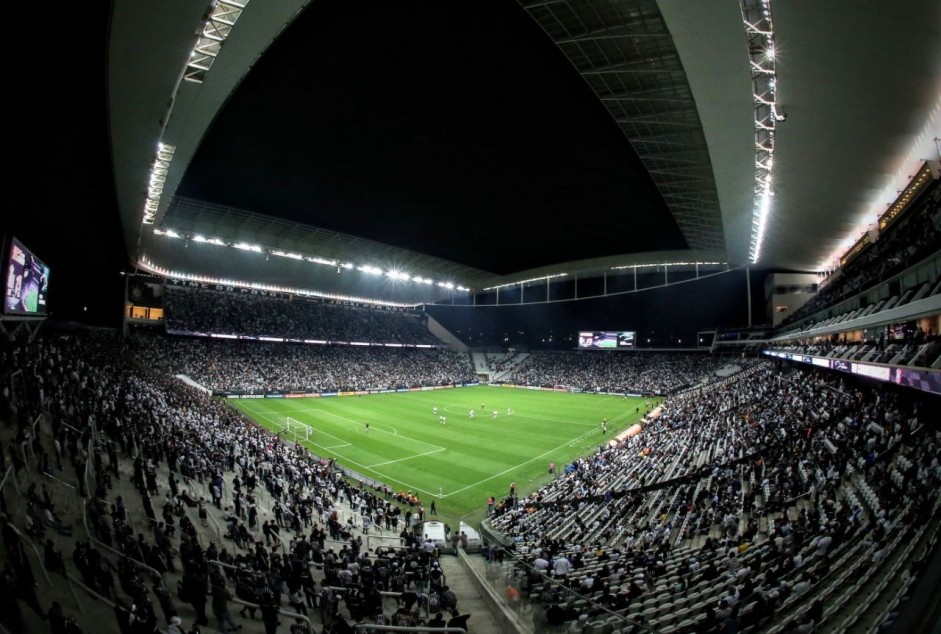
7;2;126;327
177;1;687;275
7;2;747;330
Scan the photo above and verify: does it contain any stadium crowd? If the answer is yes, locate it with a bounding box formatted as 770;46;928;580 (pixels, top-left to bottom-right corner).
1;307;938;633
164;285;440;346
0;331;476;633
503;351;732;395
126;333;478;394
485;359;940;633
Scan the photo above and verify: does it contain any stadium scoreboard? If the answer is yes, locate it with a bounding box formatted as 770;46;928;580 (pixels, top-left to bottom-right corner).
577;331;636;349
3;236;50;316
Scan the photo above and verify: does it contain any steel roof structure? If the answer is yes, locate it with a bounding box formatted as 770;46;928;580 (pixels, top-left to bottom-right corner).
107;0;941;305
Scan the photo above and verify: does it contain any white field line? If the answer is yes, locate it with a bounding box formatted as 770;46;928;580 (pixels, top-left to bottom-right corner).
243;406;444;496
240;396;643;499
366;447;446;468
436;425;603;499
249;409;351;448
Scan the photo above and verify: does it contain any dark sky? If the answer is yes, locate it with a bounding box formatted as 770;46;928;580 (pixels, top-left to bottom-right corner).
178;0;687;275
5;1;699;329
7;2;126;327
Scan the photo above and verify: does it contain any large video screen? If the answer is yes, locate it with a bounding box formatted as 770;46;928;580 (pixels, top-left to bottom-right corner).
577;330;636;349
763;350;941;396
4;237;50;316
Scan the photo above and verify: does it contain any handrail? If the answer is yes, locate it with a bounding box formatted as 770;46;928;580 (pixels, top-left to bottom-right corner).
60;420;84;434
26;412;43;458
206;559;402;624
230;597;314;629
0;465;12;494
81;496;166;585
320;586;430;622
269;525;288;555
207;558;241;572
353;627;470;633
180;471;200;496
202;503;223;543
82;436;168;589
43;472;76;490
2;519;52;587
367;534;408;551
66;571;116;608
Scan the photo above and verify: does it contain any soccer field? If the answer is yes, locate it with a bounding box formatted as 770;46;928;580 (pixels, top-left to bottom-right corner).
232;386;656;522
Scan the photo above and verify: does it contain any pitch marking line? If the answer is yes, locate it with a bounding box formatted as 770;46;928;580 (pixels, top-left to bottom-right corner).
240;398;639;499
290;406;401;436
248;410;447;470
366;447;446;468
247;409;353;450
311;410;443;452
241;410;445;495
436;425;602;499
319;448;442;498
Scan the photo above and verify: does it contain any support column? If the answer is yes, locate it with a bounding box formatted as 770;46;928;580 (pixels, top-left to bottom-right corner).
746;266;753;327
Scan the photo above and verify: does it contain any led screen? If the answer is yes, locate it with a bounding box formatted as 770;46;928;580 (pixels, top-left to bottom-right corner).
577;331;636;349
4;237;50;315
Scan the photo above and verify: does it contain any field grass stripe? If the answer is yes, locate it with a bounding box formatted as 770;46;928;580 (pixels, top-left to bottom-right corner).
246;404;445;495
233;388;655;515
366;447;446;468
437;424;608;499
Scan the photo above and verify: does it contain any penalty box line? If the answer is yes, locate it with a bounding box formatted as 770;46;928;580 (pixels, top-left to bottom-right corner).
365;447;446;468
247;408;353;449
436;425;601;499
242;405;442;497
260;407;446;470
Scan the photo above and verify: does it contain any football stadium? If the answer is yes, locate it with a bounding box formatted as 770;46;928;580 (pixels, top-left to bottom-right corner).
3;2;941;634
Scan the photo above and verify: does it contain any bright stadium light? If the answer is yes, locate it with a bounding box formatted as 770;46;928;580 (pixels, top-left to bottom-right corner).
307;256;337;266
483;273;568;291
183;0;252;84
142;143;176;225
741;0;783;263
151;228;473;292
611;261;724;271
138;256;420;308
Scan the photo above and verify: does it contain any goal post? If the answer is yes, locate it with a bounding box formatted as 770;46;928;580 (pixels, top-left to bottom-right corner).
279;416;312;443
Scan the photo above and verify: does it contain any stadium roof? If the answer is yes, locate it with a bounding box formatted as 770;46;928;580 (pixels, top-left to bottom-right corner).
9;1;941;319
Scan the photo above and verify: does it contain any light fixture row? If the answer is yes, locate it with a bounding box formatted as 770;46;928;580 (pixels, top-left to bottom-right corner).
137;255;425;309
141;1;252;226
183;0;251;84
151;227;470;292
142;144;176;225
741;0;784;264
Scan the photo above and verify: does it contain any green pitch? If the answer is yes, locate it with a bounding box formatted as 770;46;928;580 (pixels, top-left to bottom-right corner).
232;386;656;523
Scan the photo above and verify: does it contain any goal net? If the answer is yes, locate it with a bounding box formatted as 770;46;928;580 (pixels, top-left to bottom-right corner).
278;416;312;443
